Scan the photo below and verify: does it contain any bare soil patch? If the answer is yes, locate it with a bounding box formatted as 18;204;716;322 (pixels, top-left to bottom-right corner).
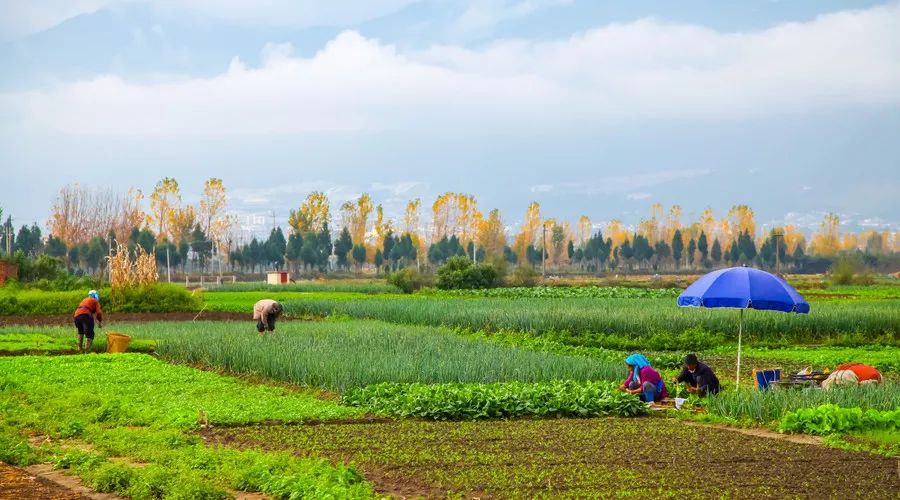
0;462;90;500
206;417;900;499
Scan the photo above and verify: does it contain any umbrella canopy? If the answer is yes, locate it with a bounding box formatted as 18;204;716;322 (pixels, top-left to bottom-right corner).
677;266;809;388
678;267;809;313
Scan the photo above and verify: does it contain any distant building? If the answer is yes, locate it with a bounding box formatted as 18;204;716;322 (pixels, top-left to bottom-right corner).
266;271;289;285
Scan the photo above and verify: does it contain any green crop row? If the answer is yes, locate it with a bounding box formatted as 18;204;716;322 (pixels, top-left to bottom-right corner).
703;384;900;423
152;320;624;392
776;404;900;435
0;283;201;315
283;296;900;346
0;354;372;498
423;285;682;299
342;380;647;420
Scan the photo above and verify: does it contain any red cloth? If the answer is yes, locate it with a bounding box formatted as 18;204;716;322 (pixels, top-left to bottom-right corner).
73;297;103;322
836;363;882;383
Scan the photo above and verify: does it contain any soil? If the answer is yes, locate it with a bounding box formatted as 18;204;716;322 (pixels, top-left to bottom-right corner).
0;462;91;500
0;311;249;327
205;417;900;499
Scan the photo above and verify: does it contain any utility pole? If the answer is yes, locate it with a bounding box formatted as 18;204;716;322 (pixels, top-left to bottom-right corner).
774;229;782;275
541;223;547;279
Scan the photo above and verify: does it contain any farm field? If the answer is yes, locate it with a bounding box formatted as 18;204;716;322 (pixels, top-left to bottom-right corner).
208;417;900;498
1;281;898;498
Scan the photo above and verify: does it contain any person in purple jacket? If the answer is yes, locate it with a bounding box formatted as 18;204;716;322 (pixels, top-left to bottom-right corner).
620;353;668;403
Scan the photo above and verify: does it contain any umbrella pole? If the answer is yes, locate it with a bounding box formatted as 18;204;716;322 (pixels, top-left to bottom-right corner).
736;309;743;389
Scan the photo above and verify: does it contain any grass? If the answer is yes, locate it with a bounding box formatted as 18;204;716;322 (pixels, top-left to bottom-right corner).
0;284;202;315
214;280;400;294
0;354;372;498
151;320;625;392
0;332;156;354
283;296;900;345
201;290;395;313
726;345;900;373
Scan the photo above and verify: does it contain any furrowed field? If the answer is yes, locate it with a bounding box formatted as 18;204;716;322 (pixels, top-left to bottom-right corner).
1;280;898;498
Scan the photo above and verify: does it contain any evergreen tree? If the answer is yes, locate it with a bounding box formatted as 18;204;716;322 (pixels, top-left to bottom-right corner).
697;232;709;261
710;238;722;263
686;238;696;268
671;230;684;268
334;227;352;268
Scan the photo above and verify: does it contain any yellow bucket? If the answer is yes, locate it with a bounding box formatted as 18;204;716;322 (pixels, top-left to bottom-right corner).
106;332;131;353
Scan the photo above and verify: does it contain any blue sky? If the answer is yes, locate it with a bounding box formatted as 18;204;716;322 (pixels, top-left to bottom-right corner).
1;0;898;239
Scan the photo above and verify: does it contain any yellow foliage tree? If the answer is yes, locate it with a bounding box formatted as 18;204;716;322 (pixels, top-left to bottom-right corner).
199;178;234;253
810;213;841;256
147;178;182;242
477;208;506;259
289;191;331;234
340;193;373;245
513;202;541;262
576;215;592;246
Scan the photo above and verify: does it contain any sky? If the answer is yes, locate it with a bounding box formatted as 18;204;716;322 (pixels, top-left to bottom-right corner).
1;0;898;240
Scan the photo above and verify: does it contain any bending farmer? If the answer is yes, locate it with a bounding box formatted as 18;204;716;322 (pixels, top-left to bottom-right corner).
621;353;668;403
253;299;283;334
73;290;103;353
672;353;720;396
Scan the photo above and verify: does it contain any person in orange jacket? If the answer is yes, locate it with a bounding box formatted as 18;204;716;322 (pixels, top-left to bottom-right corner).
821;363;883;390
73;290;103;353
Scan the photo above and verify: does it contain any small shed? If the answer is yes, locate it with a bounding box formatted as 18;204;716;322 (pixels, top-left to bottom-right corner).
266;271;289;285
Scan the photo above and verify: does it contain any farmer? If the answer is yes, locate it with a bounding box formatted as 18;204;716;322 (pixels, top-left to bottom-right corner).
73;290;102;353
672;353;721;396
620;353;668;403
821;363;883;390
253;299;283;334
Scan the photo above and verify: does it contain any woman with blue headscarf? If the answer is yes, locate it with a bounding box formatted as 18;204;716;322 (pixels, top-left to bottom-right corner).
620;353;668;403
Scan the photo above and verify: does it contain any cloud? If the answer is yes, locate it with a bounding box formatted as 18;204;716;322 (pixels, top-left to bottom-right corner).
456;0;572;33
9;4;900;135
0;0;420;39
532;169;712;196
371;181;427;196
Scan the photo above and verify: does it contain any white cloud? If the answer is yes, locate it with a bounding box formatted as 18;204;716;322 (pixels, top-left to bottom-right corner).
626;192;652;200
530;184;554;193
371;181;427;195
9;4;900;136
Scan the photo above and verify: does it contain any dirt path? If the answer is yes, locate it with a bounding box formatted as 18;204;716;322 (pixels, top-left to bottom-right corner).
0;311;249;326
685;421;824;445
0;462;93;500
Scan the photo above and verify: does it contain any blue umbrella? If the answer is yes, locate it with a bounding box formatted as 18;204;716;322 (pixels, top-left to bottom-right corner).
678;266;809;387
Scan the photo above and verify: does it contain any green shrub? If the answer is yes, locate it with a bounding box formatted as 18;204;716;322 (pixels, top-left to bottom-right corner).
777;404;900;435
0;430;37;466
109;283;202;313
436;256;499;290
342;380;646;420
507;265;539;287
85;462;135;493
387;267;430;294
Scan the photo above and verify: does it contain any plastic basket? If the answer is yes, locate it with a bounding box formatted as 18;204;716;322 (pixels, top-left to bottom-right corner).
106;332;131;353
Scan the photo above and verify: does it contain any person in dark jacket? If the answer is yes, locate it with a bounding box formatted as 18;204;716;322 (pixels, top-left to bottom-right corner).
672;353;720;396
